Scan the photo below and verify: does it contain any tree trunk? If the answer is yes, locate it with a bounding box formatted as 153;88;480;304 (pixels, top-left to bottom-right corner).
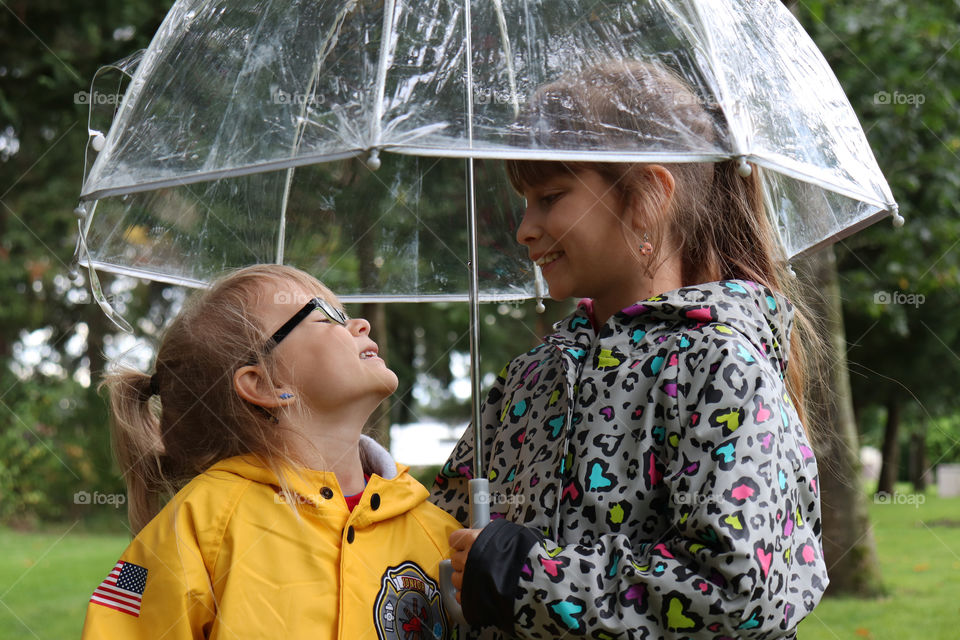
876;399;901;496
909;429;928;493
84;287;111;385
342;155;393;450
796;248;885;597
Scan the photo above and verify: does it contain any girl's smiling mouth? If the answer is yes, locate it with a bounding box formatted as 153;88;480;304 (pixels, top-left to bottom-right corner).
534;251;564;267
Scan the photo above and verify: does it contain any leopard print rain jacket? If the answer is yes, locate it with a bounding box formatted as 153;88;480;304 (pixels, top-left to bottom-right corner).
432;280;828;640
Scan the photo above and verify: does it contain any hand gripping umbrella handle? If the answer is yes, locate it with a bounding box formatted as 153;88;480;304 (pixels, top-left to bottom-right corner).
440;478;491;627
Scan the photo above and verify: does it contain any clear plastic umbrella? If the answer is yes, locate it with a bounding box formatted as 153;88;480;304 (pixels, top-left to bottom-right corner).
77;0;898;289
74;0;898;616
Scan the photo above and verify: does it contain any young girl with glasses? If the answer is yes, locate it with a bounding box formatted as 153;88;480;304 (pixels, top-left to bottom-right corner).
82;264;459;640
435;61;828;638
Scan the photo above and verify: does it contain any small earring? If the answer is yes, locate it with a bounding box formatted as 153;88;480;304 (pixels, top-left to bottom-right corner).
639;233;653;256
279;392;295;400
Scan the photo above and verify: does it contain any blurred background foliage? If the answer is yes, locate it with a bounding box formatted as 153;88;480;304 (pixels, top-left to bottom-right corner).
794;0;960;495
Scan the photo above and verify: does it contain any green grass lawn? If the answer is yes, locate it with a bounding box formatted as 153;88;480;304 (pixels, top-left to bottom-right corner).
798;489;960;639
0;492;957;639
0;516;130;640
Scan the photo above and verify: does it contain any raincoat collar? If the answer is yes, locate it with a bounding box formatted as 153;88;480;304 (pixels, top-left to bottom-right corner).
206;435;426;525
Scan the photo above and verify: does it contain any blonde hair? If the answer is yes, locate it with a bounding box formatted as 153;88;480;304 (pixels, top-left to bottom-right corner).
102;264;337;533
506;60;819;428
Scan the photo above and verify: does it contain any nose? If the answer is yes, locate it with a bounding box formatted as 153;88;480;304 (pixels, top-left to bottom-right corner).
516;201;541;247
348;317;370;336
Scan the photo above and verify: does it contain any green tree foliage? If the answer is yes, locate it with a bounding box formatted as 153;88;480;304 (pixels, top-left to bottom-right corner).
0;0;175;523
794;1;960;476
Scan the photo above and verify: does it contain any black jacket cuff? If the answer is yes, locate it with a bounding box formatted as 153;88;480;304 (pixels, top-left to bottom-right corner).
462;518;541;632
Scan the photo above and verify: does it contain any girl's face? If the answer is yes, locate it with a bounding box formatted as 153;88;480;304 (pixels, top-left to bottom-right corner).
516;168;645;306
256;283;399;412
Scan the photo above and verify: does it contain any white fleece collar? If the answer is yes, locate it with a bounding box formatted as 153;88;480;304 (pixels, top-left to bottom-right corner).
359;434;399;479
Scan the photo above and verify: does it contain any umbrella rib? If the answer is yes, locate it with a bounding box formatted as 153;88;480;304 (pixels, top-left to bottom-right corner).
684;0;750;156
371;0;398;148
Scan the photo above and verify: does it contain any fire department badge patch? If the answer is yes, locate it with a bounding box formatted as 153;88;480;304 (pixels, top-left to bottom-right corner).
374;561;447;640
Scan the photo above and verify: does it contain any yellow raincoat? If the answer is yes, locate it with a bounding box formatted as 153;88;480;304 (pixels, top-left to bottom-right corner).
82;436;461;639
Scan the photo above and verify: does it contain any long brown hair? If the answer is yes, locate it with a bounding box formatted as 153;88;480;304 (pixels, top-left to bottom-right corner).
506;60;819;429
102;264;336;533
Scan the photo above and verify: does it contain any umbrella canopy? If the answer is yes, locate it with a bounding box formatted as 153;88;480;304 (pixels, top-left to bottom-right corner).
76;0;898;302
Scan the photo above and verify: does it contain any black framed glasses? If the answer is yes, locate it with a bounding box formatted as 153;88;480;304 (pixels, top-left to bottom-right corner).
265;297;347;351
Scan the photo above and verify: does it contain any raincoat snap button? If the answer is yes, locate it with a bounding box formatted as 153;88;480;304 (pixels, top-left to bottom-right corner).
370;493;381;510
320;487;334;499
346;526;355;543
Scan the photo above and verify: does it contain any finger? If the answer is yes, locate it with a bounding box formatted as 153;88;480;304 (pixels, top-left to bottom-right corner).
449;529;466;547
451;571;462;590
449;528;482;548
449;549;468;570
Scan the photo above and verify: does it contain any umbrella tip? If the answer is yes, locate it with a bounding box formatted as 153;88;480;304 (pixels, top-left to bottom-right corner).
736;157;753;178
366;149;381;171
891;206;905;228
88;129;106;152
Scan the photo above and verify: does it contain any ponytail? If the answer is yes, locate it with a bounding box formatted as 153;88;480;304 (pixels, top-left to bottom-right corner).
100;369;168;534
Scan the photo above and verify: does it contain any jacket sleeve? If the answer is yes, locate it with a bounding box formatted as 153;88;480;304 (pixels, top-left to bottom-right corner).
81;501;218;639
463;329;828;639
430;362;511;526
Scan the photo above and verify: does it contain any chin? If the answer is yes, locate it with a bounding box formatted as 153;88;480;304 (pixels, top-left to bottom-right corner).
546;285;573;302
376;370;399;396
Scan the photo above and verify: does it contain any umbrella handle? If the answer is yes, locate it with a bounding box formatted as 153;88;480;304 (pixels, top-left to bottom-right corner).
440;479;491;627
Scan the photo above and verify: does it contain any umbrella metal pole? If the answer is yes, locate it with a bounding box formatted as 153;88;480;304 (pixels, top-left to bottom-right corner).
437;7;490;625
465;158;490;528
439;6;490;624
462;0;490;528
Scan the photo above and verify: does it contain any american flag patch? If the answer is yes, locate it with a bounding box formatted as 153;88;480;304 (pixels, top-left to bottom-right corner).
90;561;148;617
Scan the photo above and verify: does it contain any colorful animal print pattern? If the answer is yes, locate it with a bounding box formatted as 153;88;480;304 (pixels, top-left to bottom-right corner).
433;280;828;639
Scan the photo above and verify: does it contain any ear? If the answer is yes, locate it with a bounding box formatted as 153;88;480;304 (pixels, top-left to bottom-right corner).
625;164;676;233
233;365;292;409
646;164;676;213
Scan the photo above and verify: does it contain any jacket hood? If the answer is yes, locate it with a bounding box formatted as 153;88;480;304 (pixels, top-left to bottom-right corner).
574;279;795;376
